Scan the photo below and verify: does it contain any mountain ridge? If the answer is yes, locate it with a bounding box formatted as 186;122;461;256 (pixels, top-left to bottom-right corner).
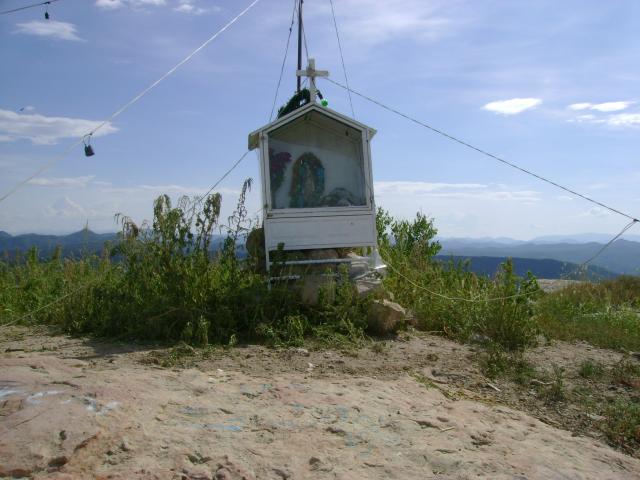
1;230;638;276
440;238;640;275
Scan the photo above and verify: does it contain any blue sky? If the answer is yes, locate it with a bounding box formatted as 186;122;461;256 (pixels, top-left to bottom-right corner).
1;0;639;239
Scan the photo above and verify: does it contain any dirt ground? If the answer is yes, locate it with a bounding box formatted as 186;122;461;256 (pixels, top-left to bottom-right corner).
1;326;639;479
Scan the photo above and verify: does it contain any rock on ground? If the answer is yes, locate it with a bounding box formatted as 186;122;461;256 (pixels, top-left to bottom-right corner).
367;299;406;335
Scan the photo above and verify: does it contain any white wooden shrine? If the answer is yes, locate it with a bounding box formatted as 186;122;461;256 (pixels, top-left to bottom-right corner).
248;59;377;272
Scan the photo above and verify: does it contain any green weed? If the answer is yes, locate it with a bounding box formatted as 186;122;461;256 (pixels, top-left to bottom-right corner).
578;359;605;379
535;278;640;351
542;365;566;404
610;358;640;386
480;343;511;379
480;343;536;385
603;399;640;452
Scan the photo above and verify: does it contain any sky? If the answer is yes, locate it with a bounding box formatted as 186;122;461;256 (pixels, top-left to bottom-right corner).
1;0;639;239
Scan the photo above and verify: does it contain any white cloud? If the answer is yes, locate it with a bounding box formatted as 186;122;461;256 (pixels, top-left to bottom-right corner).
44;196;87;218
15;20;83;41
591;101;633;112
568;101;633;113
571;114;596;122
580;207;611;218
305;0;455;47
585;183;609;191
568;110;640;128
568;103;591;111
567;100;635;113
482;98;542;115
605;113;640;127
28;176;96;188
175;3;197;13
375;181;486;195
174;1;215;15
374;181;539;203
0;109;117;145
95;0;124;9
95;0;173;10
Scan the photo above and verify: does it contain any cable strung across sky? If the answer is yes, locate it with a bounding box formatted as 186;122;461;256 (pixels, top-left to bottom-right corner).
0;0;262;205
269;0;298;121
0;0;61;16
323;77;640;224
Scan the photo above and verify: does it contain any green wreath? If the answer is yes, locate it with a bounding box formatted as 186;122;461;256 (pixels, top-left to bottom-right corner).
289;152;325;208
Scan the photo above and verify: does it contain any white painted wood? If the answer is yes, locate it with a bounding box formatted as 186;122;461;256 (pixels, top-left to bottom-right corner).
248;78;378;263
249;102;376;150
264;214;376;251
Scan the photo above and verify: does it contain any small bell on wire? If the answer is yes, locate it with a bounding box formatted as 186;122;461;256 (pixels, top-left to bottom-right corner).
83;134;95;157
44;10;49;19
44;1;50;19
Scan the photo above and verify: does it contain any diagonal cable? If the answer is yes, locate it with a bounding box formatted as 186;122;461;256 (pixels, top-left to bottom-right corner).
323;77;639;223
328;0;355;118
567;219;638;276
0;0;262;205
0;0;60;15
302;16;310;61
269;0;298;121
185;150;252;216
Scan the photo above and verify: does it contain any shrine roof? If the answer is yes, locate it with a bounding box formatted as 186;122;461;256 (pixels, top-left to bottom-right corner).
248;102;376;150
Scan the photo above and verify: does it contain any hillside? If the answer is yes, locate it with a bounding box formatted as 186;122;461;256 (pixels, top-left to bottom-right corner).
0;230;117;259
2;230;639;277
440;238;640;275
435;255;617;280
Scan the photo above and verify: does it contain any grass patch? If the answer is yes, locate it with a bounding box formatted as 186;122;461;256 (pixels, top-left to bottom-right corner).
480;343;537;385
603;399;640;452
535;278;640;351
578;359;605;379
541;365;566;404
610;358;640;387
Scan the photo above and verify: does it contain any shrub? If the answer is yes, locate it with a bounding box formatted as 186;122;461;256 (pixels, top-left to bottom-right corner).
0;180;374;349
378;208;540;350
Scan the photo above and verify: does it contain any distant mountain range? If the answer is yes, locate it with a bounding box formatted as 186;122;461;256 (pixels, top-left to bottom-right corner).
439;238;640;276
438;233;640;245
1;230;638;278
435;255;617;280
0;230;118;259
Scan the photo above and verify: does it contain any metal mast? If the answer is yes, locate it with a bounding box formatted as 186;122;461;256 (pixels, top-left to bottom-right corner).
296;0;303;92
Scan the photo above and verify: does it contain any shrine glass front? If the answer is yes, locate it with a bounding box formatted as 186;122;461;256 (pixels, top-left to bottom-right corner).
267;111;367;210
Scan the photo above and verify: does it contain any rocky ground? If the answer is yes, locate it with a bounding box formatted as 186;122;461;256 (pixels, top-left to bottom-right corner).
1;326;639;479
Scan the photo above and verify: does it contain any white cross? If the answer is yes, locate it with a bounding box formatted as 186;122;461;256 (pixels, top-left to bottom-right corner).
296;58;329;103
